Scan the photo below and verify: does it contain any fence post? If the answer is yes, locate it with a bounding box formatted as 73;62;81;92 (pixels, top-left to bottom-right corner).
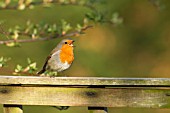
3;105;23;113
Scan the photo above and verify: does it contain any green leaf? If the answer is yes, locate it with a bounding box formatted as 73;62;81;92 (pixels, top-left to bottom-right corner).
33;28;38;35
85;12;95;20
85;12;104;23
11;31;19;40
83;18;89;25
44;71;58;76
59;0;70;4
61;20;72;34
26;58;37;72
6;42;20;47
51;24;57;32
29;62;37;70
76;24;83;32
15;64;23;73
110;12;123;25
0;57;10;68
25;0;33;6
0;1;6;8
13;58;37;75
18;4;26;10
27;58;32;64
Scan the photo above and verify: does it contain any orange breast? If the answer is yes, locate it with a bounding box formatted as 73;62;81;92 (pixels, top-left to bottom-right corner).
60;45;74;64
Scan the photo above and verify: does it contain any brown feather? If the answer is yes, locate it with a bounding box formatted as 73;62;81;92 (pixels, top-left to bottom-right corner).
37;55;51;74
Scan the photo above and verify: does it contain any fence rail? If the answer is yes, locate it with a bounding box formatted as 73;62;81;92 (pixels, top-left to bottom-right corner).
0;76;170;113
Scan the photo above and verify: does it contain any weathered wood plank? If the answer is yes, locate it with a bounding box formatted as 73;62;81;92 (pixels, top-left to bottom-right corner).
0;86;170;108
3;105;23;113
0;76;170;86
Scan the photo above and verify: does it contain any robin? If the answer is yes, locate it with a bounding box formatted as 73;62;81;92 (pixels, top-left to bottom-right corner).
38;38;75;76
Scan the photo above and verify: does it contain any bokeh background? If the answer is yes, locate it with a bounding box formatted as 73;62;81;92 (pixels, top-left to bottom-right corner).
0;0;170;113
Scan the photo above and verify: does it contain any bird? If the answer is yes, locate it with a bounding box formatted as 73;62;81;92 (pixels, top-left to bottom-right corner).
38;38;75;76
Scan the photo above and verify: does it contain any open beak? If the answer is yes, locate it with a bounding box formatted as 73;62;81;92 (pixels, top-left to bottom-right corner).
70;40;75;47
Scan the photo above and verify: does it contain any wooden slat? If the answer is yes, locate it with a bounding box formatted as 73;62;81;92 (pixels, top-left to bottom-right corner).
0;76;170;86
0;86;170;108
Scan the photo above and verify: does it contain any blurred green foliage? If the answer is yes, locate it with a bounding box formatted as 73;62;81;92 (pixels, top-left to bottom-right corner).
0;56;10;68
0;0;170;113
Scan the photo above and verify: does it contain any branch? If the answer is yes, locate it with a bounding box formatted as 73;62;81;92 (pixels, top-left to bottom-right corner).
0;0;97;11
0;25;93;45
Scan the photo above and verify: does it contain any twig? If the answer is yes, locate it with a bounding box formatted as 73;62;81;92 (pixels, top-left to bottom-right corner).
0;25;93;45
0;0;97;11
0;24;10;39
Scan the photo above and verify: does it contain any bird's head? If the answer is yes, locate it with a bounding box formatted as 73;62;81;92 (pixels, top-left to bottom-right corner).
57;39;75;51
61;39;75;47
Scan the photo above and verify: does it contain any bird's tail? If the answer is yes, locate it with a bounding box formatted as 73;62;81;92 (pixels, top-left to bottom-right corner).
37;69;46;74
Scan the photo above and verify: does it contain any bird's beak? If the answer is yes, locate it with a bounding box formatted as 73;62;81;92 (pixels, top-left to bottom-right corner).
72;40;75;44
70;40;75;47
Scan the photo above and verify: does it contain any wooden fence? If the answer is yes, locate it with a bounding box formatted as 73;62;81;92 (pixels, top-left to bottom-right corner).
0;76;170;113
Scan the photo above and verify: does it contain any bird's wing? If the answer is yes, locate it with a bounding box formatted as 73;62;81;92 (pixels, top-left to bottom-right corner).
37;50;61;74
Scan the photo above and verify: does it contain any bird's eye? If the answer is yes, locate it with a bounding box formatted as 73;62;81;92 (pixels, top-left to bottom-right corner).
65;42;68;44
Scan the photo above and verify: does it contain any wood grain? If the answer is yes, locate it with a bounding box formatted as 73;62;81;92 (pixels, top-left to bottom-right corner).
0;76;170;86
0;76;170;109
0;86;170;108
